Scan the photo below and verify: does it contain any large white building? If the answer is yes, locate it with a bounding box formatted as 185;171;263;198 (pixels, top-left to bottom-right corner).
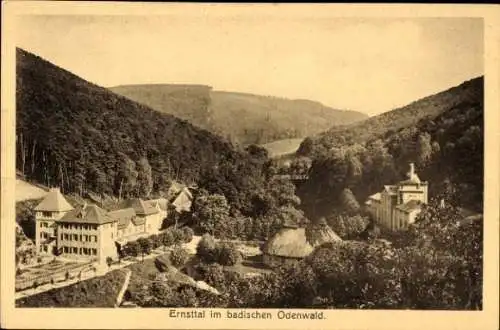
365;163;428;231
34;186;192;263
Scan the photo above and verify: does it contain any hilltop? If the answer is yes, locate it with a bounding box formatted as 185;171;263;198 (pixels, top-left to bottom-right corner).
110;85;367;146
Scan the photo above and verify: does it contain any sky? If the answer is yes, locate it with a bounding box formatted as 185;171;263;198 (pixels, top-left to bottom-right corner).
15;13;483;116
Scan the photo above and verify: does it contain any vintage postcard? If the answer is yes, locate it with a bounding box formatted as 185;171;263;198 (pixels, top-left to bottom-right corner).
1;2;499;329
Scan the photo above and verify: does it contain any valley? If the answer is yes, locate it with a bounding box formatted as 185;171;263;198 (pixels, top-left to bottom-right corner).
13;48;484;311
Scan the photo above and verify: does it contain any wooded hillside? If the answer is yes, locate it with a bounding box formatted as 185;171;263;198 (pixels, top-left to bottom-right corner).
16;48;268;216
296;77;484;219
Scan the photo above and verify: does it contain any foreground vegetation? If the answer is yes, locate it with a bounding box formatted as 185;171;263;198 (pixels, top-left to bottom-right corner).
133;201;482;310
16;269;127;308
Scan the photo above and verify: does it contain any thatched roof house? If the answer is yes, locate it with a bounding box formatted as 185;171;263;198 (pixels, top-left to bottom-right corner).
262;218;341;267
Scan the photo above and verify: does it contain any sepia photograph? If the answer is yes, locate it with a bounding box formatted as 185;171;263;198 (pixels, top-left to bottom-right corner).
1;2;499;330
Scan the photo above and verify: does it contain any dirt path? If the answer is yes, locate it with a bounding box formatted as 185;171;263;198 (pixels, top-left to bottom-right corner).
115;269;132;307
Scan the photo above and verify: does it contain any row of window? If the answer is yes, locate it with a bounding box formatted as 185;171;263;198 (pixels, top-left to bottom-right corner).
62;246;98;256
59;223;99;231
61;233;98;243
39;221;51;228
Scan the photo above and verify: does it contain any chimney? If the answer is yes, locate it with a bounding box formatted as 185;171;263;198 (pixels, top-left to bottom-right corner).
409;163;415;178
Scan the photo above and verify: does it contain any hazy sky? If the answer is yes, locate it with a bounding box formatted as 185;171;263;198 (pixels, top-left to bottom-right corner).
16;13;483;115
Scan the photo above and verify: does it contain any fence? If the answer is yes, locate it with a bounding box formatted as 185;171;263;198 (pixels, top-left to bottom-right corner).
15;261;94;291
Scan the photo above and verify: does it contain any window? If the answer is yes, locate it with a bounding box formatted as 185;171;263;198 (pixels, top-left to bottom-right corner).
42;211;52;218
92;249;97;255
73;247;78;253
64;246;68;253
43;245;48;252
73;234;78;241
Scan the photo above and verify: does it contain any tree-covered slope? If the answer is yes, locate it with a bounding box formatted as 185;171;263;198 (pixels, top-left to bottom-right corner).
15;48;268;215
110;84;212;128
298;77;483;156
110;85;368;146
296;77;484;219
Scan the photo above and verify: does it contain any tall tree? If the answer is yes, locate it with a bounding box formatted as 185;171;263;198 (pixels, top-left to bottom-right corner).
136;157;153;198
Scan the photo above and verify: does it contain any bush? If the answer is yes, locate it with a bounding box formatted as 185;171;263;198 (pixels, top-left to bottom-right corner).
150;234;161;249
160;230;175;248
196;234;218;263
199;263;226;289
217;242;241;266
169;246;190;268
182;227;194;243
137;237;152;256
172;228;185;244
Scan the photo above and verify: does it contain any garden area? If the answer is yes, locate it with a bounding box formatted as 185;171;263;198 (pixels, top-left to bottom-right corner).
16;269;127;307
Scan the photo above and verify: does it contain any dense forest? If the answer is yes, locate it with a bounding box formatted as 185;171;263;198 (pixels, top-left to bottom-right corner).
296;77;484;219
110;84;212;128
15;48;296;221
111;85;367;146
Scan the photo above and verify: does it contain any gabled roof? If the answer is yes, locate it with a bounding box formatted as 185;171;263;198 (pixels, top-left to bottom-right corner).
306;223;342;247
171;188;193;212
108;208;136;230
59;204;114;224
34;188;73;212
395;199;422;213
125;198;158;215
383;185;398;195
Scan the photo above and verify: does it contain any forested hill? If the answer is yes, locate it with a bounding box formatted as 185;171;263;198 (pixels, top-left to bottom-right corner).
110;84;212;128
110;85;367;146
298;77;483;156
15;48;271;215
296;77;484;219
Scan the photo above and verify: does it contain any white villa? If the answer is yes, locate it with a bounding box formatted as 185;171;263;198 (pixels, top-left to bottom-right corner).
365;163;428;231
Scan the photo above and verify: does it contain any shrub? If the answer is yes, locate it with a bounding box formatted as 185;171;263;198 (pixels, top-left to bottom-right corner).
217;242;241;266
106;256;113;269
182;227;194;243
196;234;218;263
172;228;185;244
160;230;175;248
150;234;161;249
137;237;152;256
199;263;226;289
125;241;140;257
169;246;190;268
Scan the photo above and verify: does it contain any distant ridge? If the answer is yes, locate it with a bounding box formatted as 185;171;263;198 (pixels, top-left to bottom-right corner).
110;84;368;146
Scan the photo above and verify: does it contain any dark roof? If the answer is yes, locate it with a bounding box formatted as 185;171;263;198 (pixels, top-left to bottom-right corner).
34;188;73;212
59;204;114;224
125;198;158;215
395;200;422;213
108;208;136;230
